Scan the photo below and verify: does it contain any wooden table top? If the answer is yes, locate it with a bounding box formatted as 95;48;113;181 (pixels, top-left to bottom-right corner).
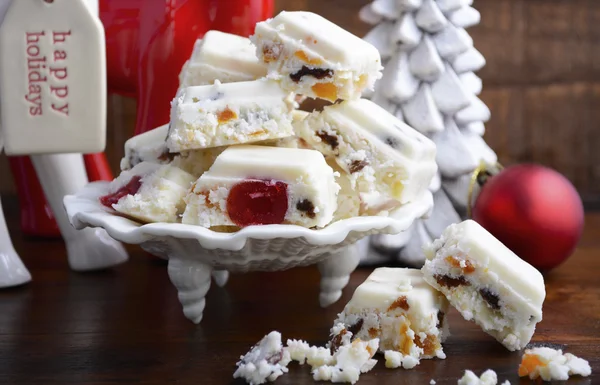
1;202;598;384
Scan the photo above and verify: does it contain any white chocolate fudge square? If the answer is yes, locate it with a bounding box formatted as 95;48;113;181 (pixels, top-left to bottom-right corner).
518;347;592;381
233;331;291;385
120;123;313;178
120;124;171;171
167;79;295;152
179;30;267;88
333;268;449;362
120;124;170;171
100;162;195;223
251;11;383;102
119;123;226;178
295;98;437;207
422;220;546;351
182;145;340;229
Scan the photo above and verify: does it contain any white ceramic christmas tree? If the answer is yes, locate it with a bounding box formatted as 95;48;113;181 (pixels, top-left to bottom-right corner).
358;0;498;266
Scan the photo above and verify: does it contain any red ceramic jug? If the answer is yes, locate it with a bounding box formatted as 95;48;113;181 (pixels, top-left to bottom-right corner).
8;0;274;237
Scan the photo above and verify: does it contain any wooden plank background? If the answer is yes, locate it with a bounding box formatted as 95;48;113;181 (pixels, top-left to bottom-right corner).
1;0;599;207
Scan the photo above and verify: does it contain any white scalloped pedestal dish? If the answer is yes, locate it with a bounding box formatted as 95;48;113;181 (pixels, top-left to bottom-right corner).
64;181;433;324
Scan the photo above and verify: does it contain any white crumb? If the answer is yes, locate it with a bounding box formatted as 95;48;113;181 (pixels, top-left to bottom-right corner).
457;369;498;385
384;350;420;369
285;339;311;364
305;346;335;367
311;338;380;384
233;331;291;384
519;347;592;381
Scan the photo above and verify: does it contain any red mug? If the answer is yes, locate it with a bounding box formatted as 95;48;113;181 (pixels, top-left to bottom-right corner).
8;0;274;237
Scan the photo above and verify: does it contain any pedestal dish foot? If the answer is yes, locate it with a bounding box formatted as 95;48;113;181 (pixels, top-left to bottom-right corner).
318;243;360;307
167;258;212;324
212;270;229;288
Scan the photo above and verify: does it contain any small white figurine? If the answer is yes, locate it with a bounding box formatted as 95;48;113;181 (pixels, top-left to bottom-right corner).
0;0;128;289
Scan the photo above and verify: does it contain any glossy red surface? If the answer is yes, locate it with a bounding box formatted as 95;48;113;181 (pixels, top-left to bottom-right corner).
227;180;289;226
9;0;274;237
473;164;585;271
99;175;143;208
7;157;60;237
101;0;274;134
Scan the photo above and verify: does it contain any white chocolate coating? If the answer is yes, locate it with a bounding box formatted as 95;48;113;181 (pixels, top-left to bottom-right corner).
295;98;437;208
422;220;546;351
120;124;169;171
107;162;195;223
119;124;226;178
182;145;340;229
251;11;383;101
334;267;449;360
179;30;267;88
168;79;295;152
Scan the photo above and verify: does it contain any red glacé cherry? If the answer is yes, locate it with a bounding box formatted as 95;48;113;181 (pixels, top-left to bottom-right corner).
99;176;143;208
227;180;288;227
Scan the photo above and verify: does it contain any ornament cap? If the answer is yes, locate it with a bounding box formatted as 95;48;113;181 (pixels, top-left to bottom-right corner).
467;161;503;218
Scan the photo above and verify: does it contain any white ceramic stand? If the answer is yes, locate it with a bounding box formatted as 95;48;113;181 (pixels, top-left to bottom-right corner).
318;244;361;307
167;258;212;324
166;246;359;324
211;270;229;288
30;154;129;271
65;181;434;324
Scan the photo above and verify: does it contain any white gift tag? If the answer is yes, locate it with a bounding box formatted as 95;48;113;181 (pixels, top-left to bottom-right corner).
0;0;106;155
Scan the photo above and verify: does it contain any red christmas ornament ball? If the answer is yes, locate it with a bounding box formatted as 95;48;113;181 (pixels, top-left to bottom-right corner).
472;164;584;272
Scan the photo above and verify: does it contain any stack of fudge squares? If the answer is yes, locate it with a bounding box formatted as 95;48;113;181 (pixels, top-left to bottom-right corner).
99;10;438;231
234;220;550;384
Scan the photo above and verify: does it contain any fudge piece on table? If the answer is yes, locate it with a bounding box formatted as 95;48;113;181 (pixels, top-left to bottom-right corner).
422;220;546;351
251;11;383;102
332;267;449;368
